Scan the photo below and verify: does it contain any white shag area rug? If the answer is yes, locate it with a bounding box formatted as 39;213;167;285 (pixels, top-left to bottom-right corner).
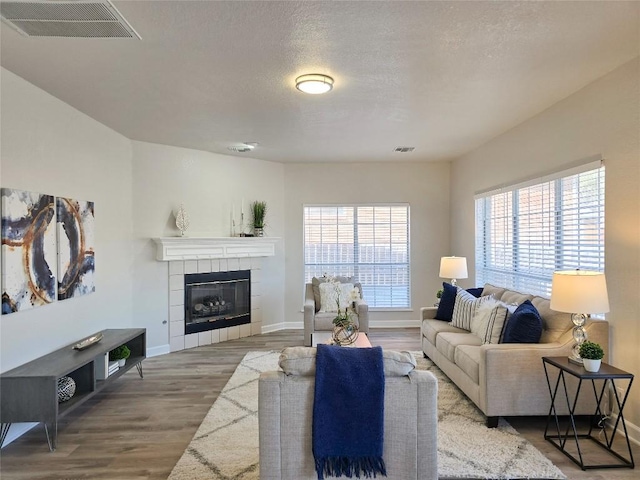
168;351;565;480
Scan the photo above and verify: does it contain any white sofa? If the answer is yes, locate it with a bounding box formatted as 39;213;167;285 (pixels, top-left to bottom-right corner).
421;283;609;426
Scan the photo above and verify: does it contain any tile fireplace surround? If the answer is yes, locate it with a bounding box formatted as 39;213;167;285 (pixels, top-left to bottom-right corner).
153;237;278;352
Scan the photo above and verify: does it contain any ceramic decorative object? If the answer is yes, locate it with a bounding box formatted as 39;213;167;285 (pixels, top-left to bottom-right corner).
583;358;601;372
57;376;76;403
175;204;190;237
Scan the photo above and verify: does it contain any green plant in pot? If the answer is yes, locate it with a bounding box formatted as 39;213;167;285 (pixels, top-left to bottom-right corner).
578;341;604;372
251;200;267;236
109;344;131;367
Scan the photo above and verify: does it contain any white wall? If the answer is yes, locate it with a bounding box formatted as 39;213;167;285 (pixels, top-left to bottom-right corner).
450;58;640;431
131;141;286;347
283;161;451;326
0;68;134;372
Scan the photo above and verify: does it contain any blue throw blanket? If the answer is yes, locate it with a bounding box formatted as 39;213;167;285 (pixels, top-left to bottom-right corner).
313;344;386;479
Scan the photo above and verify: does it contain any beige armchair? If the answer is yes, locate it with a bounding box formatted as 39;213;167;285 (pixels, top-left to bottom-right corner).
303;281;369;346
259;347;438;480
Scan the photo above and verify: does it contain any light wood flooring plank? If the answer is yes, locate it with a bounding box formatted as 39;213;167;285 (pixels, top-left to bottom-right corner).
0;329;637;479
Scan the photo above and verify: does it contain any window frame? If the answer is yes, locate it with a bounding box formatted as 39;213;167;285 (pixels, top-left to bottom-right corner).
474;161;605;298
303;203;411;310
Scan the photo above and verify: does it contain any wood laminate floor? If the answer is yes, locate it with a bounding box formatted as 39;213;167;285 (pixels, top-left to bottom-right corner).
0;329;637;479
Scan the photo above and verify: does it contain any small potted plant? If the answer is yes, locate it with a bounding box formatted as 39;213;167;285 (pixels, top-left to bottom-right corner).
435;288;444;307
251;200;267;236
579;341;604;372
109;344;131;367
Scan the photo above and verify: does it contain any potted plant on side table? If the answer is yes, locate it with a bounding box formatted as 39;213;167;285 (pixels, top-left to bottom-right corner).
109;344;131;367
579;341;604;372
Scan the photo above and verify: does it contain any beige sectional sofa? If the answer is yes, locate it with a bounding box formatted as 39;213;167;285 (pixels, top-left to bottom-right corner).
421;284;609;426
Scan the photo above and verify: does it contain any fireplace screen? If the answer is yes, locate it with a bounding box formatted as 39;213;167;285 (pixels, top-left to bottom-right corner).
184;270;250;334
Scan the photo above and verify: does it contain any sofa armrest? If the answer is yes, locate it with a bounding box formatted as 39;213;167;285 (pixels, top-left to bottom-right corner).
259;371;284;479
420;306;438;320
303;284;316;346
355;298;369;333
479;319;609;416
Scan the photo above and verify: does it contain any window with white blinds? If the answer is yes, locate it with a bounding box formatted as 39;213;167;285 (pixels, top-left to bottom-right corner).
304;205;410;308
475;164;605;298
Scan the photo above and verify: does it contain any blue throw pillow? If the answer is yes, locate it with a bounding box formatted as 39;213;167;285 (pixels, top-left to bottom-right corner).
466;287;483;298
435;282;457;321
502;300;543;343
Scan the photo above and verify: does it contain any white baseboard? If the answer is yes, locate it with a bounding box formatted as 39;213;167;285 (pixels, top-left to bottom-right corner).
261;322;292;334
1;422;38;448
265;320;420;332
147;344;170;358
370;319;421;328
607;412;640;446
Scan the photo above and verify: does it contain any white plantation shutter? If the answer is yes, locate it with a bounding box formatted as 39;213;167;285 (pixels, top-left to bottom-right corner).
304;205;410;308
475;162;605;297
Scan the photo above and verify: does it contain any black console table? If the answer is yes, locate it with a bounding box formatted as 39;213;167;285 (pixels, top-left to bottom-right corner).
0;328;146;451
542;356;634;470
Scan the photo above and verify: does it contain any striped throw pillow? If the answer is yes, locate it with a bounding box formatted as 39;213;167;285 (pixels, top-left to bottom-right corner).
470;298;510;344
451;288;491;331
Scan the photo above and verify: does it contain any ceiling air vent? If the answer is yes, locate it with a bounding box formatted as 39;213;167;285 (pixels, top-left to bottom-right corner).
0;0;141;38
394;146;415;153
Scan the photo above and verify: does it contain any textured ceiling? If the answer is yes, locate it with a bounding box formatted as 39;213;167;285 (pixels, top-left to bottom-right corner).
1;1;638;163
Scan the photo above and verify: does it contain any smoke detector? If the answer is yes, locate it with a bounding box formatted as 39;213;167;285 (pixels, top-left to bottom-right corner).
228;142;258;153
0;0;141;38
394;146;415;153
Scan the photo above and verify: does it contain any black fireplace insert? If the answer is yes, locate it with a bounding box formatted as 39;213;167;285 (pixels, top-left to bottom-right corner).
184;270;250;334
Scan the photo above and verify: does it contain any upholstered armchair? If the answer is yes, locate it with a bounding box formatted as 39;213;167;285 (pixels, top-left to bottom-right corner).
303;278;369;347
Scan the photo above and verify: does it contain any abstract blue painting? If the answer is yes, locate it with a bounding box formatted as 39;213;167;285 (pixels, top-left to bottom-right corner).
1;188;57;314
57;197;95;300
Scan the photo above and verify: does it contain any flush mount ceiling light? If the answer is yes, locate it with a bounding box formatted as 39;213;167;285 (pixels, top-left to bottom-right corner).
295;74;334;94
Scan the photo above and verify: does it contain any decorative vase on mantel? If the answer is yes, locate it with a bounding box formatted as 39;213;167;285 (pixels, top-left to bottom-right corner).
254;226;264;237
175;204;190;237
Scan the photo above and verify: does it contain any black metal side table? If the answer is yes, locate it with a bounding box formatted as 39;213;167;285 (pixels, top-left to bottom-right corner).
542;356;634;470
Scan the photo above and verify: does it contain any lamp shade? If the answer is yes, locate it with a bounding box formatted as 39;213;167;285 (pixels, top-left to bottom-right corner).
439;256;468;280
550;270;609;314
295;74;334;94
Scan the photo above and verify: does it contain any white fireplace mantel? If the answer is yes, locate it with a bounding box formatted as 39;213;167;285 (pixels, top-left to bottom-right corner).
153;237;278;261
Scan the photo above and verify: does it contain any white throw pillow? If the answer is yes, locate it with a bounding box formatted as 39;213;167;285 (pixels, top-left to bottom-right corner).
318;282;354;313
471;298;510;344
451;288;491;331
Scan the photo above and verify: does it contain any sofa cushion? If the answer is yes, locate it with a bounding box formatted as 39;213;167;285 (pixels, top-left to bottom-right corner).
422;319;468;345
314;312;360;331
531;296;573;343
318;281;355;312
470;298;510;344
312;276;353;312
451;288;491;331
455;345;481;384
436;332;482;362
279;347;416;377
481;283;506;299
466;287;484;298
502;300;543;343
501;290;534;305
435;282;457;321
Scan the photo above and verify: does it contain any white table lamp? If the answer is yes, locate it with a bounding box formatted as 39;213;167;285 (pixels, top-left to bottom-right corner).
439;256;468;286
550;270;609;364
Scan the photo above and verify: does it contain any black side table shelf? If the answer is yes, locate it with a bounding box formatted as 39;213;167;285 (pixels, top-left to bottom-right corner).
0;328;146;451
542;356;634;470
